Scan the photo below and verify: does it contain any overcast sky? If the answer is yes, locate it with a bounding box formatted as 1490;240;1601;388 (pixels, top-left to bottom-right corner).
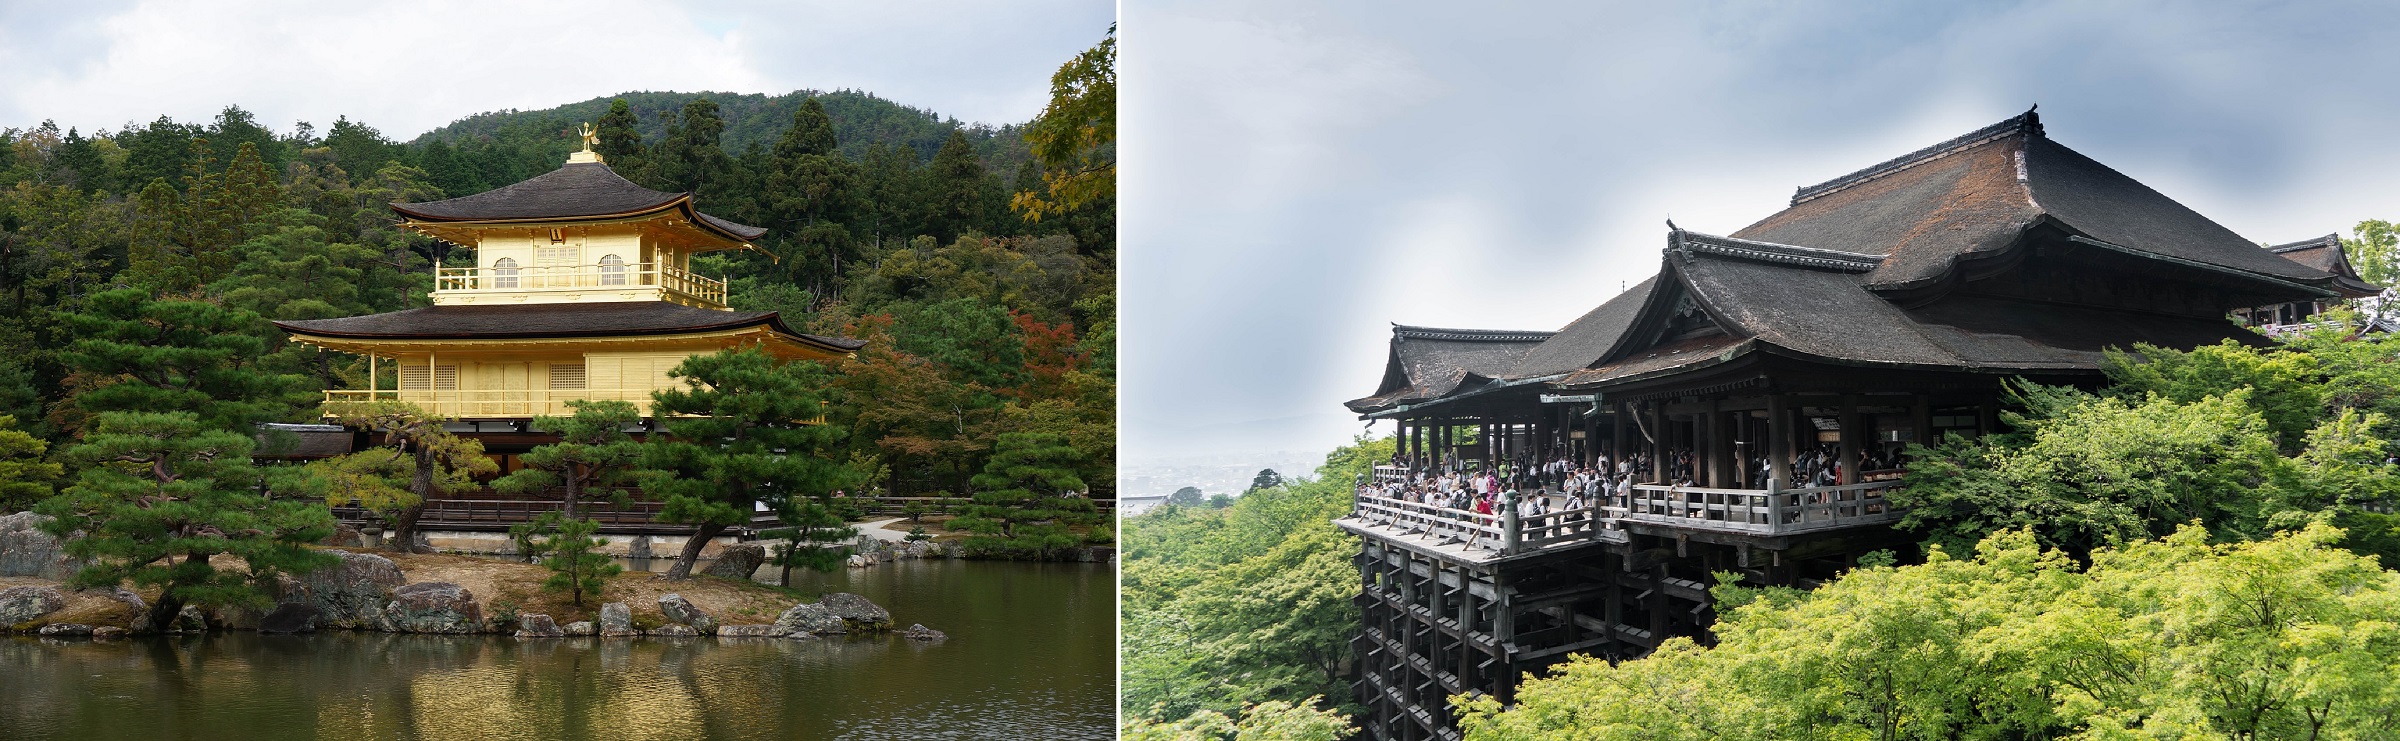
0;0;1114;137
1121;0;2400;473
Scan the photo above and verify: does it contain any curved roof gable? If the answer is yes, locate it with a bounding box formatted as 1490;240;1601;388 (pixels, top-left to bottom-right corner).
1733;108;2337;293
391;162;768;241
1344;325;1553;414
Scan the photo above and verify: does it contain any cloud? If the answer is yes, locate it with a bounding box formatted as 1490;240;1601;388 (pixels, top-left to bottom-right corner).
0;0;1114;136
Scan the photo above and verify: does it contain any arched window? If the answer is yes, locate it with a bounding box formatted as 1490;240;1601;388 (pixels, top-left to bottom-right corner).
492;257;520;289
598;254;627;286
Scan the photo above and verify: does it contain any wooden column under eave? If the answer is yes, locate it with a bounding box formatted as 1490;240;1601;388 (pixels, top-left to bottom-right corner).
1839;394;1861;485
1647;401;1667;485
1611;402;1628;474
1912;394;1934;451
1701;401;1724;488
1768;394;1793;488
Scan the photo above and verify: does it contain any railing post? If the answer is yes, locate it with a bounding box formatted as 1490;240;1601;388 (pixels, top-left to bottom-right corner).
1767;477;1783;534
1502;491;1521;555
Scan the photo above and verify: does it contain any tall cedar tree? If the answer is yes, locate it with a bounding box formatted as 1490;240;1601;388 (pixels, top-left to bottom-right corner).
321;401;497;552
766;97;860;294
595;99;645;168
490;399;644;519
643;347;861;580
650;98;730;198
1014;27;1115;221
59;288;306;434
36;411;335;630
125;140;280;291
925;130;986;244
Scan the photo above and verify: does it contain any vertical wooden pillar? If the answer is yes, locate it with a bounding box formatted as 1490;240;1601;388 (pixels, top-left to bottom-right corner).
1701;402;1723;487
1767;394;1793;488
1611;403;1628;473
1838;394;1861;485
1911;395;1934;450
1647;401;1666;485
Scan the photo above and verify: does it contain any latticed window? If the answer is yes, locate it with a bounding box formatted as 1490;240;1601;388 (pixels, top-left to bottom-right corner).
400;364;458;390
598;254;627;286
535;244;578;265
492;257;520;289
549;361;586;390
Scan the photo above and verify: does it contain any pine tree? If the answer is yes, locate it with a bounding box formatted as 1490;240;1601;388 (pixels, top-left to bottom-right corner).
57;288;308;434
766;97;861;294
36;411;336;630
319;401;497;552
491;399;644;519
509;512;620;607
952;432;1098;559
642;347;860;580
0;414;60;513
651;98;729;196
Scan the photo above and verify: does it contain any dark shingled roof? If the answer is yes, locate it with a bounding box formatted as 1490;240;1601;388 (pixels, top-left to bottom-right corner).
2269;234;2382;297
1509;276;1658;378
274;302;865;352
1344;325;1553;414
1553;230;2271;390
391;162;768;241
1733;109;2336;293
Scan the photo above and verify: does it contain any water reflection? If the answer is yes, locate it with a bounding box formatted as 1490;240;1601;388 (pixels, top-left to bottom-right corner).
0;562;1112;741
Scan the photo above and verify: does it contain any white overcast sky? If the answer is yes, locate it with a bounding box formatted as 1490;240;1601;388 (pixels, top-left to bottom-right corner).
1121;0;2400;471
0;0;1115;136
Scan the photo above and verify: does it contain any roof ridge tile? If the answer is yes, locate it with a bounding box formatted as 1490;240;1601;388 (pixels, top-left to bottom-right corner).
1791;107;2042;206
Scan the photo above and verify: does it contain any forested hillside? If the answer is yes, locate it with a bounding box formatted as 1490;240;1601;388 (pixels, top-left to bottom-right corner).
0;36;1115;509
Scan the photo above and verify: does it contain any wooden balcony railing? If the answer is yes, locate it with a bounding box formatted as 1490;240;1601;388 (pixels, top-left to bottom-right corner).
434;262;727;307
1349;479;1903;556
323;389;656;418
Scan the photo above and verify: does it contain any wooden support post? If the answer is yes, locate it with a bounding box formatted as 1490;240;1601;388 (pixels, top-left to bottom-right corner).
1912;394;1934;450
1768;394;1793;489
1839;394;1861;485
1648;402;1667;484
1611;403;1628;474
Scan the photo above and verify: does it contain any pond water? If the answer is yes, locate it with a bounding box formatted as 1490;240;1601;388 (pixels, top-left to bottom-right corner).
0;560;1114;740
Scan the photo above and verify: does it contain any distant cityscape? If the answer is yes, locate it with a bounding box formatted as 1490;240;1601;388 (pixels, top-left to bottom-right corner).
1119;450;1330;512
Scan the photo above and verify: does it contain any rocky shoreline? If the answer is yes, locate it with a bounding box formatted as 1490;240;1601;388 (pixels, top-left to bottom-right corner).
0;512;950;642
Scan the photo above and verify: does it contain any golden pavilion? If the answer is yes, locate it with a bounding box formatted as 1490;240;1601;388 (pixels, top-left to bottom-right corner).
275;129;864;429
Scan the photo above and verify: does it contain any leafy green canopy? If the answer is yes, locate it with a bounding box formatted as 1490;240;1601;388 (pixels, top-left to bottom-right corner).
35;411;334;628
1897;334;2400;562
1120;437;1391;725
643;347;860;580
1120;698;1354;741
1461;524;2400;741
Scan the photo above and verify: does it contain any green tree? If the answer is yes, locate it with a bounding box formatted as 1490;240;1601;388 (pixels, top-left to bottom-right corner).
758;499;856;587
490;399;643;519
594;99;645;165
35;411;336;630
0;414;61;512
1168;486;1203;507
641;347;859;580
509;512;620;607
764;97;861;294
320;401;497;552
1121;698;1354;741
1248;469;1284;493
952;432;1097;559
57;288;307;433
2341;218;2399;287
2103;340;2326;452
1205;493;1233;509
1121;436;1387;723
924;130;987;243
1014;27;1115;223
650;98;730;198
1458;524;2400;741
